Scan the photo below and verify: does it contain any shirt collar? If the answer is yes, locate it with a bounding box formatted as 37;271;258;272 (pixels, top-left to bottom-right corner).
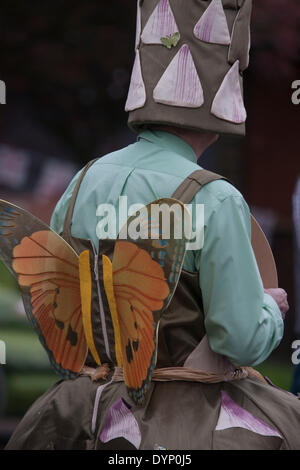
137;129;198;164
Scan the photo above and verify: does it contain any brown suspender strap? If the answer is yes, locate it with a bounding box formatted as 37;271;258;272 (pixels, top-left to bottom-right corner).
62;158;99;244
171;169;227;204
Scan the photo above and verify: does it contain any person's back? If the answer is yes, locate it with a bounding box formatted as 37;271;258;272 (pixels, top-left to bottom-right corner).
5;0;300;450
51;128;242;270
51;128;285;368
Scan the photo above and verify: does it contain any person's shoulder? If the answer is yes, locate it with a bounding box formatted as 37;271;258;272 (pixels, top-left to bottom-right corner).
92;141;139;167
206;178;244;202
194;174;246;207
191;176;251;234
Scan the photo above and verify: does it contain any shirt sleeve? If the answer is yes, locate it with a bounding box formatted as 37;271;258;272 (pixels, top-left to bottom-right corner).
50;168;83;235
195;194;284;367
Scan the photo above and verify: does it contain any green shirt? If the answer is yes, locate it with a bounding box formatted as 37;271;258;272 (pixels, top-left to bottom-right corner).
51;130;283;367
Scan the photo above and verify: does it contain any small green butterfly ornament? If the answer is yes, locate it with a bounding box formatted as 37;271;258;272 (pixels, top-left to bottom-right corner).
160;32;180;49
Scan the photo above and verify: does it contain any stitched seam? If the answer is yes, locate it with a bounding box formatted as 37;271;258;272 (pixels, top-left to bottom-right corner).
94;161;200;178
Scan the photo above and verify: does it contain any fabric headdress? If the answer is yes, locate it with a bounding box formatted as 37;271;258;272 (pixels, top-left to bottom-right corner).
126;0;252;136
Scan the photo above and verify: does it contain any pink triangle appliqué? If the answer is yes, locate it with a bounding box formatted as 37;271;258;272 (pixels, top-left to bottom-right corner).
211;61;246;123
125;51;146;112
216;391;282;438
153;44;204;108
100;398;141;449
141;0;179;45
194;0;231;46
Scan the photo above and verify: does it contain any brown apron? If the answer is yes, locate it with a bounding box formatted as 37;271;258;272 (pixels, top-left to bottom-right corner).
6;160;300;450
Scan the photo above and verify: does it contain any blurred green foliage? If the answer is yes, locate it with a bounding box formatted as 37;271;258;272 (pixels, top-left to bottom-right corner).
1;329;51;370
6;373;57;416
256;360;294;392
0;262;17;291
0;280;57;417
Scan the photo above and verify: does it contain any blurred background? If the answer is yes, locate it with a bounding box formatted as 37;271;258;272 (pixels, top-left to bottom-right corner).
0;0;299;448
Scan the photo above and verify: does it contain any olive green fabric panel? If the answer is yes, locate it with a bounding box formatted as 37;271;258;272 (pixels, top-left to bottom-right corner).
5;377;99;450
6;375;300;450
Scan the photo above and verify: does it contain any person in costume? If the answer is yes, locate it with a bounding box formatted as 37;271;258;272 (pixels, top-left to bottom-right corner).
3;0;300;450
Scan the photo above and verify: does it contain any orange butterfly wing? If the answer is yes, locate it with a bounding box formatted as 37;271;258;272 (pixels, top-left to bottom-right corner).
12;230;87;376
112;241;170;403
